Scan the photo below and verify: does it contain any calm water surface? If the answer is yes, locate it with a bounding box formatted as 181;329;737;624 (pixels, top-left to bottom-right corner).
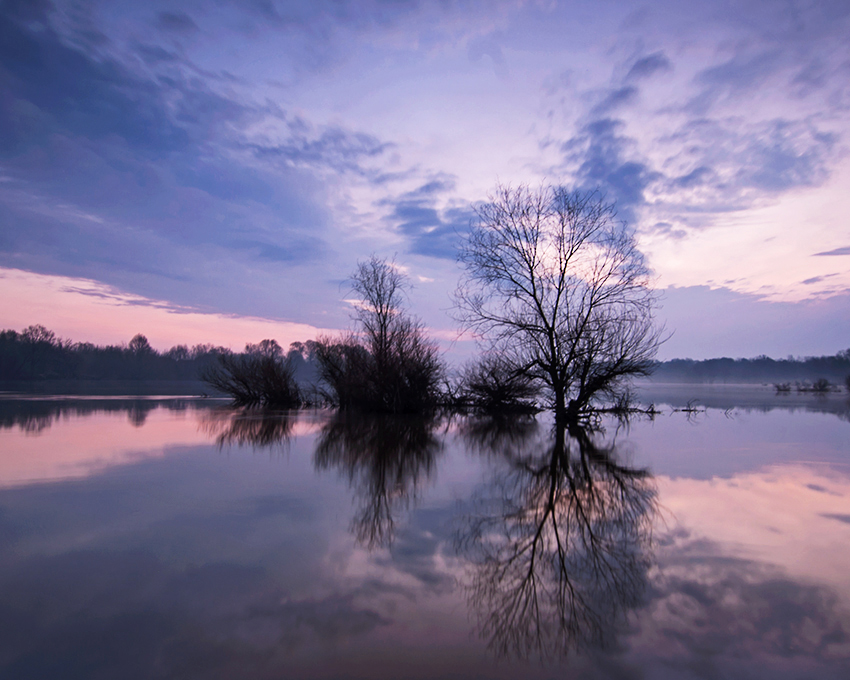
1;388;849;679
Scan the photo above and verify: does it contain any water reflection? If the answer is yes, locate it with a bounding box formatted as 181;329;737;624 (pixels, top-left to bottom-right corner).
315;414;442;549
1;398;849;677
458;419;658;659
0;397;203;433
199;408;296;449
457;413;540;458
636;383;850;421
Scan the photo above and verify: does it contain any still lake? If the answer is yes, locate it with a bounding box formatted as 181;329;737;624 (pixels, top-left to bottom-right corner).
1;386;849;679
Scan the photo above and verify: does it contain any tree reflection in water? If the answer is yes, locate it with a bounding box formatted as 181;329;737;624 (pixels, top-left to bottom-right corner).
0;398;172;434
199;408;296;449
457;419;658;659
315;413;442;549
457;413;540;459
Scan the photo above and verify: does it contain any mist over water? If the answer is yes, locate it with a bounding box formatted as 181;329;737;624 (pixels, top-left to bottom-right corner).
0;388;849;678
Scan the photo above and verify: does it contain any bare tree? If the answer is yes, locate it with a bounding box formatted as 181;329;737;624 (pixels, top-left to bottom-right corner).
351;255;406;371
458;353;540;415
20;324;58;379
244;338;284;359
316;256;443;414
456;184;662;424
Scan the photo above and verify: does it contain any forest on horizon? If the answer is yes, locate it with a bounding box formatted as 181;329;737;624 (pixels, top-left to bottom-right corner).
1;324;849;388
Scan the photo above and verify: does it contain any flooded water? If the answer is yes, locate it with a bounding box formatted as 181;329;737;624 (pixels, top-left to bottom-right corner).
1;387;849;679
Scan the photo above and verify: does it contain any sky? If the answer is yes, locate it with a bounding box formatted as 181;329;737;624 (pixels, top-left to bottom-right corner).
1;0;849;360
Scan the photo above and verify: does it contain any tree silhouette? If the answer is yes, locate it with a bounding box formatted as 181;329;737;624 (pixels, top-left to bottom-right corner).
20;324;58;379
316;256;443;414
458;353;540;415
202;345;301;408
128;334;153;354
456;185;662;424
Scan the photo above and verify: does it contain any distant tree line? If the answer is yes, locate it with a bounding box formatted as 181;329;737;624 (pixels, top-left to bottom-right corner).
651;352;850;384
0;325;319;385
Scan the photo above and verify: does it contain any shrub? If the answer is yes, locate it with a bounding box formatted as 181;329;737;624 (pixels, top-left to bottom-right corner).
202;352;301;407
315;319;443;414
314;336;373;409
458;355;539;415
811;378;832;393
314;257;443;414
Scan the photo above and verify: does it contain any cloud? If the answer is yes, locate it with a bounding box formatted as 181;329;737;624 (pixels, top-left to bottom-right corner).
625;52;672;81
562;118;659;224
386;525;454;590
0;8;408;326
0;0;53;23
0;14;189;156
0;547;391;677
546;10;846;257
802;274;839;285
156;11;199;34
560;89;837;235
630;547;850;676
590;86;638;116
229;236;326;263
689;49;785;113
468;35;508;78
821;513;850;525
814;246;850;256
382;178;476;259
248;121;392;176
656;118;838;213
136;43;180;64
656;285;850;359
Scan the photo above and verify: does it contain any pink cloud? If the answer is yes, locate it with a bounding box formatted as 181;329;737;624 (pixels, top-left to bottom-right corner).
0;268;336;350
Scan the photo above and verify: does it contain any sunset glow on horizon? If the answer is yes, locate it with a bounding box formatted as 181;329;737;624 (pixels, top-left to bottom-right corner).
0;266;333;351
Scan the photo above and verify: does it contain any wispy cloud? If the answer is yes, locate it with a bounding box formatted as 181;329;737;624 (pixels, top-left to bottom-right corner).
379;177;476;259
814;246;850;256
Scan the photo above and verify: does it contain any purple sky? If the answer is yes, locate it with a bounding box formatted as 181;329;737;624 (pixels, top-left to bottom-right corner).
1;0;849;359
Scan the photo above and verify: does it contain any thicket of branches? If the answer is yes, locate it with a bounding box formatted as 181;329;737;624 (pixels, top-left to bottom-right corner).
456;354;540;415
315;256;444;414
201;340;301;408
